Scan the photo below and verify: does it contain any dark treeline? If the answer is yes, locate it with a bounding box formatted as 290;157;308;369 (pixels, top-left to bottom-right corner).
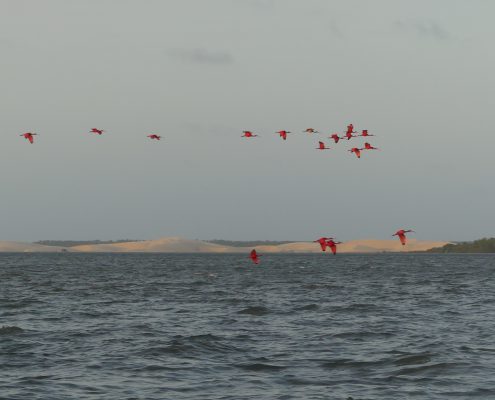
206;240;297;247
427;238;495;253
35;240;142;247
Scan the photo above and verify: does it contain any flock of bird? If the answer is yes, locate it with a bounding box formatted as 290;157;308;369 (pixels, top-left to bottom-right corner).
19;129;162;143
242;123;379;158
244;123;414;264
249;229;415;264
17;124;414;264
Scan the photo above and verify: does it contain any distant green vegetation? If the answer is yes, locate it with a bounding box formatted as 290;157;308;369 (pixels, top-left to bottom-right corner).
427;238;495;253
206;240;297;247
35;240;142;247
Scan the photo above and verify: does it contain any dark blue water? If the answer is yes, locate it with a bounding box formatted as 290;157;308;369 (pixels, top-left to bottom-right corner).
1;253;494;399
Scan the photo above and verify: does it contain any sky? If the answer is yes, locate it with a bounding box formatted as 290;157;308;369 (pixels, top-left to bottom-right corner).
1;0;494;242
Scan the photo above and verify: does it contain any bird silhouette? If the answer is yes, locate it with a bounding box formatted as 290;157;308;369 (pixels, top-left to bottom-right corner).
276;130;290;140
393;229;415;246
316;141;330;150
20;132;37;144
242;131;258;137
249;249;261;264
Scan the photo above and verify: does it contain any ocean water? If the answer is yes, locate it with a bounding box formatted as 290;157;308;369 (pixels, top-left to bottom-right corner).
1;253;494;400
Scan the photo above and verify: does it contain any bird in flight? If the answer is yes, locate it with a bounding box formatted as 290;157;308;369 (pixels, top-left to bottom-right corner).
393;229;415;246
316;141;330;150
360;129;374;137
20;132;37;144
242;131;258;137
363;142;378;150
329;134;341;144
349;147;362;158
147;134;161;140
249;249;261;264
276;130;290;140
344;124;357;140
325;239;342;255
303;128;319;133
90;128;104;135
314;237;334;252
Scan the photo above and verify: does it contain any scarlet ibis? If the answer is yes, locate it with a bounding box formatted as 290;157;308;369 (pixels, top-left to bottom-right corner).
303;128;319;133
314;237;334;251
363;142;378;150
393;229;415;246
249;249;261;264
344;124;357;140
360;129;374;137
330;134;341;143
147;134;161;140
20;132;37;144
349;147;361;158
326;239;342;255
316;141;330;150
242;131;258;137
90;128;104;135
276;130;290;140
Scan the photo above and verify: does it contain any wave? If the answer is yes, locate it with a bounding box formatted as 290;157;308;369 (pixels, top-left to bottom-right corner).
237;306;270;316
394;353;433;366
139;334;243;357
294;303;319;311
0;326;23;335
235;363;287;372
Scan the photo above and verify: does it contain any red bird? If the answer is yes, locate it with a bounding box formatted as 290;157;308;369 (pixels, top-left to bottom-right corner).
249;249;261;264
343;124;357;140
325;239;342;255
20;132;37;144
330;134;341;143
147;134;161;140
242;131;258;137
314;237;334;251
349;147;361;158
90;128;104;135
303;128;319;133
316;141;330;150
393;229;415;246
360;129;374;137
363;142;378;150
276;130;290;140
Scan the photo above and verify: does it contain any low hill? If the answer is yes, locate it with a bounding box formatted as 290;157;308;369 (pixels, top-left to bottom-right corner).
0;237;449;253
69;237;231;253
68;237;447;253
0;241;66;252
206;240;295;247
35;240;142;247
427;238;495;253
254;239;448;253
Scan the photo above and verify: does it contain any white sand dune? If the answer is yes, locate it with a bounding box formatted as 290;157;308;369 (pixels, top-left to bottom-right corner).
70;237;233;253
70;237;448;253
254;239;448;253
0;237;448;253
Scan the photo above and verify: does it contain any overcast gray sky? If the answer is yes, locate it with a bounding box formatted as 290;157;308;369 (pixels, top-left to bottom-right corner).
1;0;494;242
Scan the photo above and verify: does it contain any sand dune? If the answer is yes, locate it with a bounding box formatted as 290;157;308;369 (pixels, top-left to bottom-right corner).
70;237;448;253
252;239;448;253
0;237;448;253
70;237;232;253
